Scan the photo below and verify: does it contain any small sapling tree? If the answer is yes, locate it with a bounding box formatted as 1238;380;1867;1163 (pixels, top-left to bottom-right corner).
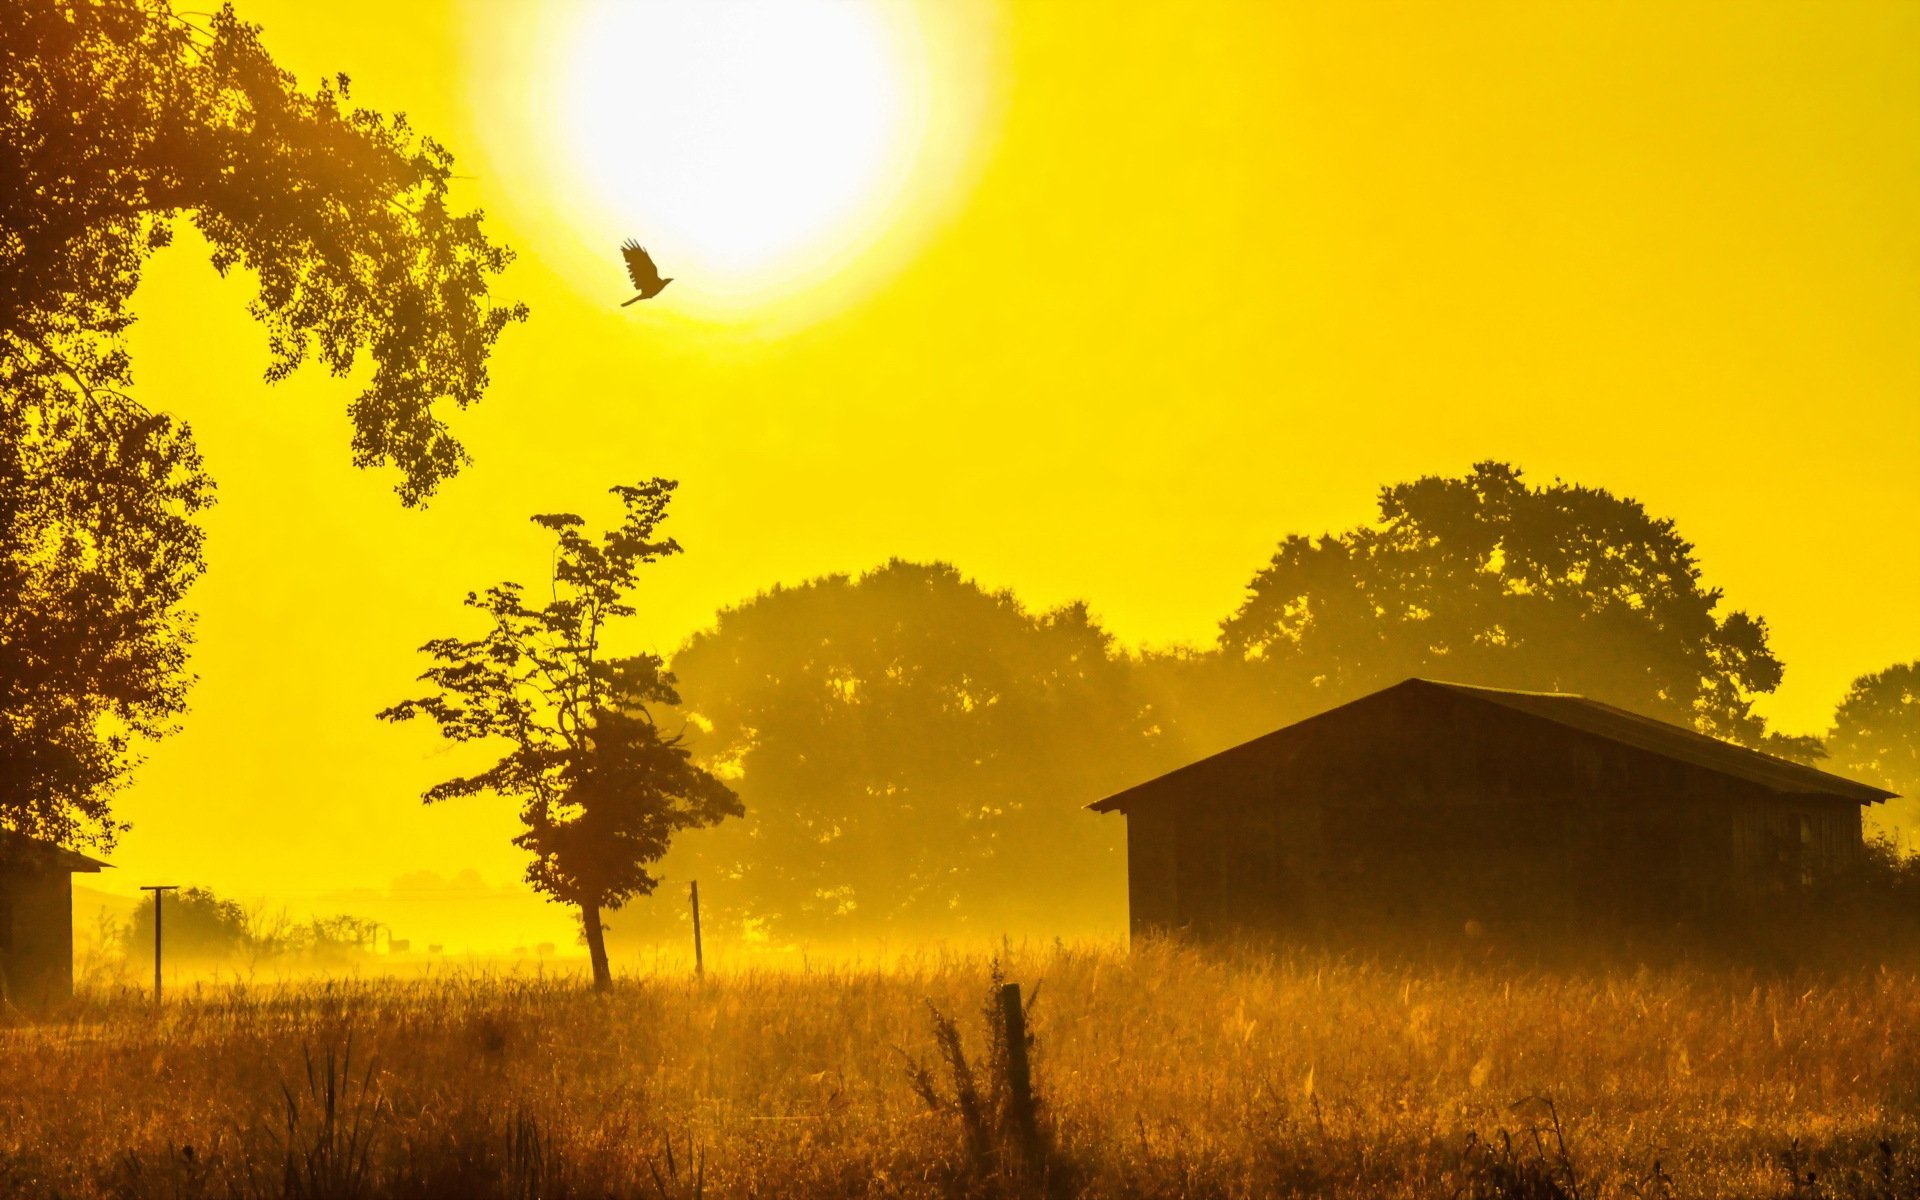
380;479;739;988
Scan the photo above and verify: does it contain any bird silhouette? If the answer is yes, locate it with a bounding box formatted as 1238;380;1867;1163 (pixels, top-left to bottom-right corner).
620;241;672;305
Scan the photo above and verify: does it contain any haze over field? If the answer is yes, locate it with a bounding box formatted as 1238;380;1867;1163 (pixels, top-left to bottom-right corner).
65;0;1920;954
12;6;1920;1197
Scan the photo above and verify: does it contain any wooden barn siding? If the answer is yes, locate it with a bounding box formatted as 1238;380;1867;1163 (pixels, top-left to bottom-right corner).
0;864;74;1006
1124;686;1869;939
1125;798;1182;932
1729;794;1863;891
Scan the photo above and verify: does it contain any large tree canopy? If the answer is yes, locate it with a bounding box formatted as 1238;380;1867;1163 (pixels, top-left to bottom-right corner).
1828;662;1920;836
1215;461;1785;749
2;0;526;501
654;560;1171;943
0;0;523;845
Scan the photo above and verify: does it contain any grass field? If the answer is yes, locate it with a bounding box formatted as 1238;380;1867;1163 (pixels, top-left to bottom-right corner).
3;940;1918;1199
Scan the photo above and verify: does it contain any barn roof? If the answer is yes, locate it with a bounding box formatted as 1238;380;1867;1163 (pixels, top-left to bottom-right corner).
0;827;110;873
1420;680;1895;803
1090;677;1898;812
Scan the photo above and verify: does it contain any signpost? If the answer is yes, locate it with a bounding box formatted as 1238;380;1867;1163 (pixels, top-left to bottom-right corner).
139;885;178;1005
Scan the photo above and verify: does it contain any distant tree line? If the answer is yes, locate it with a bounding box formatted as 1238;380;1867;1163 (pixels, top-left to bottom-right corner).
655;559;1168;940
117;886;383;969
605;462;1919;948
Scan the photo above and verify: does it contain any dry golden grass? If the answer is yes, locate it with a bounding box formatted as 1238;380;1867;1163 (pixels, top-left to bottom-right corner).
3;940;1918;1198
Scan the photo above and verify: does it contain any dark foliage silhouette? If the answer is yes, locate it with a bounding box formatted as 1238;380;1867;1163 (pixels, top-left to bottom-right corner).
0;0;524;846
1828;662;1920;834
620;241;672;304
648;560;1170;943
2;0;526;502
1207;461;1786;753
118;886;382;967
621;467;1839;943
0;389;212;846
121;886;250;962
380;481;741;988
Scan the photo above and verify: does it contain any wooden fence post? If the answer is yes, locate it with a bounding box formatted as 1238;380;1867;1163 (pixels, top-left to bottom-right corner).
997;981;1038;1158
690;880;704;979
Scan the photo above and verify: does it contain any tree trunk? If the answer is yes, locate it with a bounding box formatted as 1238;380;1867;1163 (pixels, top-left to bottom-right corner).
581;899;612;991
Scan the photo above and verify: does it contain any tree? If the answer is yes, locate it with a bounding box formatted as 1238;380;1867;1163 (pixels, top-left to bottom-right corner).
0;0;525;845
2;0;525;502
0;386;213;846
1210;461;1786;751
123;886;249;962
1828;662;1920;839
379;481;741;989
653;561;1172;943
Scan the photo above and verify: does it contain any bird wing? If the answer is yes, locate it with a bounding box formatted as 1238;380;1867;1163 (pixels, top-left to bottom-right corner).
622;240;661;289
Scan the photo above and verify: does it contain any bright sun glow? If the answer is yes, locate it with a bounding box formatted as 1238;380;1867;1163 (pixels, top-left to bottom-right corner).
558;0;927;309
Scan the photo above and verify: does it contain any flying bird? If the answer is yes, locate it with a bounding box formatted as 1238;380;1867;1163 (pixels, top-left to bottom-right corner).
620;240;672;305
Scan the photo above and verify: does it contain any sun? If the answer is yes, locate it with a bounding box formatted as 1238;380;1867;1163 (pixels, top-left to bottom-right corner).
555;0;929;311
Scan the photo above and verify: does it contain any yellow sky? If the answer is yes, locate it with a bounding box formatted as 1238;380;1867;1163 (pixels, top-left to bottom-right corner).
110;0;1920;947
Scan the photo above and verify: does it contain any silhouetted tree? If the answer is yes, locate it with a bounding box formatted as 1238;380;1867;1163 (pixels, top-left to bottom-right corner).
380;481;741;989
0;393;212;847
656;561;1170;943
1210;461;1785;750
0;1;524;847
1129;644;1298;768
1828;662;1920;838
2;0;525;502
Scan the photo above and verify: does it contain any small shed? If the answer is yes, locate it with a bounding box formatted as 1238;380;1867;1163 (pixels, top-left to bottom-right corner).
0;828;109;1006
1090;679;1896;941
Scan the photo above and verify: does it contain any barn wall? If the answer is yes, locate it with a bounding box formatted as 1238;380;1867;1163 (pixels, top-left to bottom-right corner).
1313;796;1579;934
1124;799;1181;935
1730;794;1866;895
1179;789;1282;937
0;865;73;1006
1117;684;1873;944
1166;751;1332;938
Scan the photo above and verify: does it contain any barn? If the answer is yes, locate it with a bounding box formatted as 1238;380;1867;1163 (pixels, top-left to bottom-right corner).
1090;679;1896;941
0;828;109;1006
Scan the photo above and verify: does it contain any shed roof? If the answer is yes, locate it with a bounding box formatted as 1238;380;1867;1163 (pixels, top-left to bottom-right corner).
1090;677;1897;812
1420;680;1894;803
0;827;111;873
